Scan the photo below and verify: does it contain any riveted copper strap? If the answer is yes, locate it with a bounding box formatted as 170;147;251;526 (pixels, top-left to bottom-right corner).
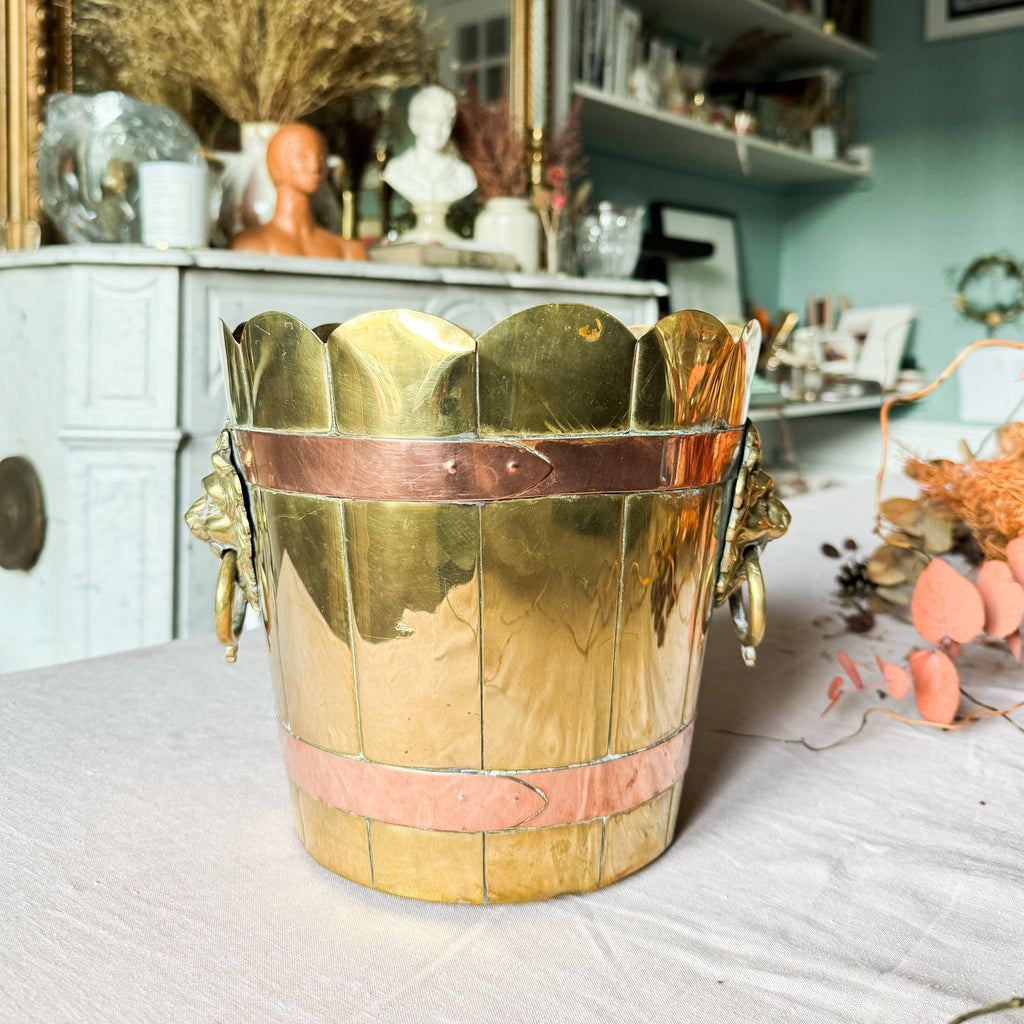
232;427;744;502
279;722;694;833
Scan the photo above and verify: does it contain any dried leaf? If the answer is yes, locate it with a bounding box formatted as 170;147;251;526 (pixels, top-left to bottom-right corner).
1006;536;1024;586
900;550;930;586
822;675;844;715
921;512;954;554
874;585;910;606
910;557;985;644
880;497;921;529
975;559;1024;637
838;650;865;690
908;648;961;724
867;545;907;586
883;531;916;549
875;654;911;700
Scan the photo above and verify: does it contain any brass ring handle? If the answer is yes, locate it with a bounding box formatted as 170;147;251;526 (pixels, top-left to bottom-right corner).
215;550;248;663
728;548;765;667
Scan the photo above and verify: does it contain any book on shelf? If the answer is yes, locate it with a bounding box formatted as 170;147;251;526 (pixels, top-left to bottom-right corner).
368;241;519;272
576;0;650;98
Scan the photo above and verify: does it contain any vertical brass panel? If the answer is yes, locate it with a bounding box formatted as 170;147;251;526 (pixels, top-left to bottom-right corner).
326;309;477;438
248;487;288;722
481;495;620;770
633;311;749;429
484;821;603;903
221;323;252;427
243;313;333;432
259;489;359;754
294;785;373;889
346;500;481;769
682;497;727;725
665;778;684;842
476;304;637;435
368;822;484;903
610;489;721;755
601;788;677;887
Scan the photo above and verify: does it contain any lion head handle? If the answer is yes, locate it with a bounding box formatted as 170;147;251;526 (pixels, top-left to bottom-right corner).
185;430;260;662
715;424;791;666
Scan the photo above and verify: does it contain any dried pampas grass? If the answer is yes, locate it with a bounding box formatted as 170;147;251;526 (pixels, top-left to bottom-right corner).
77;0;426;124
903;424;1024;562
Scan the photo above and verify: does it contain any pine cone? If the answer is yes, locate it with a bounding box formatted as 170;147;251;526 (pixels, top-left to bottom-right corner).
836;558;876;598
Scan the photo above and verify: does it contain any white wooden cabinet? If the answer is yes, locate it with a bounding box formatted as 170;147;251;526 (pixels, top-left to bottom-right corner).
0;245;665;672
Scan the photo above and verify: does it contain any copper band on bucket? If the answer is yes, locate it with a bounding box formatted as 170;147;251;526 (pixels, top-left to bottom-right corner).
279;721;694;833
232;428;744;502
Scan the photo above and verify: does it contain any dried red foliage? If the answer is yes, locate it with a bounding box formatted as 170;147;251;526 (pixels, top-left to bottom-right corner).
452;91;528;199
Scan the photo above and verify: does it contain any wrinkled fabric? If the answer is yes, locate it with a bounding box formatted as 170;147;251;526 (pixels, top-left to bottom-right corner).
1;485;1021;1023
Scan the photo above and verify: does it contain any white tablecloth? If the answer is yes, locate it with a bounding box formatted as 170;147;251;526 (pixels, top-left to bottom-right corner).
2;486;1022;1023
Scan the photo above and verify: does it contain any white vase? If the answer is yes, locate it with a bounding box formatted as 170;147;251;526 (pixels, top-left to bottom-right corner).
474;197;540;274
217;121;279;240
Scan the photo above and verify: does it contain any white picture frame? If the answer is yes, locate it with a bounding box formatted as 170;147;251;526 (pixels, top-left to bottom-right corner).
657;206;745;326
833;305;915;390
925;0;1024;40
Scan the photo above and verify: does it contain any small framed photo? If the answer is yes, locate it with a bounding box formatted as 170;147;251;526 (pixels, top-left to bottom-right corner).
651;205;745;325
925;0;1024;40
833;305;915;389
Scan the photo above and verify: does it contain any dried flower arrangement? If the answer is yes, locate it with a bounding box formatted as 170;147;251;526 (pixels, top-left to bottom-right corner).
75;0;425;125
452;92;529;200
824;339;1024;728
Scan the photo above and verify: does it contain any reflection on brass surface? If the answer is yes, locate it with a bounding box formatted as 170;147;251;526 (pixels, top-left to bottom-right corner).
292;782;373;890
369;821;484;903
185;430;259;660
477;304;637;435
634;310;755;429
0;455;46;571
601;787;677;887
191;304;790;901
345;500;481;769
258;489;359;754
715;424;791;665
325;309;477;438
484;820;603;903
611;490;721;754
482;495;620;770
244;313;333;432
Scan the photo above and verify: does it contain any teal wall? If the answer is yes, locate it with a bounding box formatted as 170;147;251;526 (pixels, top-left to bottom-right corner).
589;3;1024;421
780;2;1024;421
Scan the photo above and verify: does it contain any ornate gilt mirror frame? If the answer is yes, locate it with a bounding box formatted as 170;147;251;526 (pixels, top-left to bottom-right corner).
1;0;72;248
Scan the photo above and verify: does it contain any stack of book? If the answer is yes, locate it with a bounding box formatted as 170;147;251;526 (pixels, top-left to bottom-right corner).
574;0;645;97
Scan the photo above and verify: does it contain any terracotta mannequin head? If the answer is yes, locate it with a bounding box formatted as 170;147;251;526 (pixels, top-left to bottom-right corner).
266;123;328;197
230;122;366;261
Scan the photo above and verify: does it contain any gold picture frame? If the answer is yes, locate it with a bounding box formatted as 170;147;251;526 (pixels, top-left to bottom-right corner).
2;0;72;248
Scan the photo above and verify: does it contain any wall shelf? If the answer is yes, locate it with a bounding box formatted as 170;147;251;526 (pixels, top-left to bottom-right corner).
638;0;877;71
575;83;869;186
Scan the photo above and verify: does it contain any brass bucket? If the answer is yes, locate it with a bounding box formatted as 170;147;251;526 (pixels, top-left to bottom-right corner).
187;304;789;903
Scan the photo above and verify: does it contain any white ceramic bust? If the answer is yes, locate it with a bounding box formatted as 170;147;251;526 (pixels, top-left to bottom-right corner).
383;86;476;243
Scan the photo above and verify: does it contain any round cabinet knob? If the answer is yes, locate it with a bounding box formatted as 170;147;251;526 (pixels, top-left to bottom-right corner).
0;456;46;571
